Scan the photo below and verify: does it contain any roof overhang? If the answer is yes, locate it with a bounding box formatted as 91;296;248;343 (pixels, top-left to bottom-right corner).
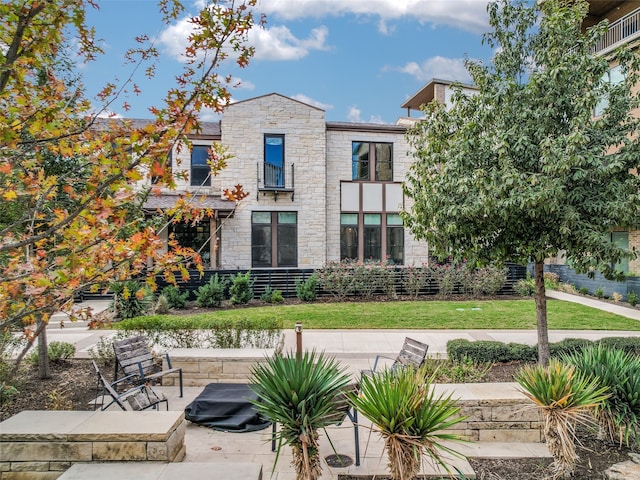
143;194;236;216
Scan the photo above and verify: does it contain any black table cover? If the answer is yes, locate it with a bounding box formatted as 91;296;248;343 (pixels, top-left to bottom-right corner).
184;383;271;432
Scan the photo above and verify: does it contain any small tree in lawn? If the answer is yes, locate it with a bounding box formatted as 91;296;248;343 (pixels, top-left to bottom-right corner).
403;0;640;365
0;0;256;380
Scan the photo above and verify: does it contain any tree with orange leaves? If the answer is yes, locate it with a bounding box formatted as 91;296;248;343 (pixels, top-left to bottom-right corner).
0;0;256;380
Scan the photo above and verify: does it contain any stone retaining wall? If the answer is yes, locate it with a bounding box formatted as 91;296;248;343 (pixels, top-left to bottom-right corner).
162;348;275;386
0;410;186;480
453;398;543;443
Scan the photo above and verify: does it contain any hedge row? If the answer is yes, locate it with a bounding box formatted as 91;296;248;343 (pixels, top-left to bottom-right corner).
447;336;640;363
115;316;283;349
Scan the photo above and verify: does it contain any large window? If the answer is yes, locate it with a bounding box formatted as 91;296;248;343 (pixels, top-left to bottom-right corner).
170;219;211;266
352;142;393;181
191;145;211;186
595;64;625;116
264;134;285;188
340;212;404;264
252;211;297;267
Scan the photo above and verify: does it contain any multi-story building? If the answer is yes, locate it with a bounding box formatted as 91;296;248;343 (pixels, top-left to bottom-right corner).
580;0;640;276
148;83;471;272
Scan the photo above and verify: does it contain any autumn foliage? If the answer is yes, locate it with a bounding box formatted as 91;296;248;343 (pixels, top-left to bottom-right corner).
0;0;259;371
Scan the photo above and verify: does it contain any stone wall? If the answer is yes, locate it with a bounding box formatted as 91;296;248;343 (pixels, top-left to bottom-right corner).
161;348;275;386
0;410;186;480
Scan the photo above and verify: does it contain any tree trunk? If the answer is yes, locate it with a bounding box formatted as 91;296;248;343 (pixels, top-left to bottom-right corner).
534;260;550;366
37;320;51;379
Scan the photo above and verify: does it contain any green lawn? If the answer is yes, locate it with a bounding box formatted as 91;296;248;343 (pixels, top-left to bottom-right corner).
150;298;640;331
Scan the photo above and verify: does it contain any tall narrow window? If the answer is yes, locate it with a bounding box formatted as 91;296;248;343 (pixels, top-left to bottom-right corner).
264;135;285;188
611;231;629;274
595;65;625;116
386;214;404;264
352;142;393;181
191;145;211;186
363;214;381;260
340;213;359;260
252;211;297;267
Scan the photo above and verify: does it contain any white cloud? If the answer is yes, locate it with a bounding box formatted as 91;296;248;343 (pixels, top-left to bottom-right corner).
291;94;333;110
347;106;384;124
258;0;489;33
158;17;192;62
394;56;472;83
249;25;330;61
230;77;255;90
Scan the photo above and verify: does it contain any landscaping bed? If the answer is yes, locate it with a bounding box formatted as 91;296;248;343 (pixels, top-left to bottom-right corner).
2;358;637;479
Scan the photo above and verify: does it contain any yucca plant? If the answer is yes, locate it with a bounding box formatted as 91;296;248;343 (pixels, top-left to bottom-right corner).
561;344;640;448
514;360;610;479
250;350;350;480
349;365;467;480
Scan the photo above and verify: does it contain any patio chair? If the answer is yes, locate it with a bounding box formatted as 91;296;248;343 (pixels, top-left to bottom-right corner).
361;336;429;377
112;335;183;397
270;383;361;466
92;360;168;411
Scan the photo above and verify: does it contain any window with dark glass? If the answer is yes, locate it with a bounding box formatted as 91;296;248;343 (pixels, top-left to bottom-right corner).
264;135;285;188
170;219;211;266
340;213;358;260
352;142;393;181
386;214;404;265
339;211;405;264
363;214;382;260
252;211;297;267
611;231;629;274
191;145;211;186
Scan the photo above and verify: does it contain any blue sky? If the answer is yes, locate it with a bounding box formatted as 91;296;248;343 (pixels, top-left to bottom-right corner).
81;0;496;124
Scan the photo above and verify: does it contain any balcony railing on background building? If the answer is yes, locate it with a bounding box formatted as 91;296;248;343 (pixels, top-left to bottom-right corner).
593;7;640;55
257;162;295;201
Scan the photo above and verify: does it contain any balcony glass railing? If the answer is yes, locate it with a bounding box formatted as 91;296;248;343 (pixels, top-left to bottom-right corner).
593;8;640;54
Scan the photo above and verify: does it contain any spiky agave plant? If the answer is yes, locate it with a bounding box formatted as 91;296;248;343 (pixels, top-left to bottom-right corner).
250;350;350;480
515;359;610;479
349;365;467;480
561;344;640;448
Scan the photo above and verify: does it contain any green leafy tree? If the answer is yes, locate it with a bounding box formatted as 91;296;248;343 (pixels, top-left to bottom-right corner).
403;0;640;365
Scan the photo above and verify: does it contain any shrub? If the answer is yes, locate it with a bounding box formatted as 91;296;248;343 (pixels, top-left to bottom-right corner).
260;286;284;303
548;338;593;357
317;260;355;299
472;265;508;296
161;284;189;309
627;291;638;307
422;355;492;383
402;264;429;298
26;341;76;367
295;274;318;301
154;294;170;314
229;271;254;305
431;264;459;296
110;280;154;319
514;274;535;296
543;271;559;290
597;336;640;356
612;292;623;303
87;337;115;366
595;286;605;299
447;339;537;363
562;345;640;448
195;274;228;308
116;315;283;349
515;360;609;478
579;286;589;295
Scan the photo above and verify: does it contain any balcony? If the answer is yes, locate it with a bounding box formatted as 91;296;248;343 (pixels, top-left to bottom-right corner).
257;162;295;201
593;7;640;55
